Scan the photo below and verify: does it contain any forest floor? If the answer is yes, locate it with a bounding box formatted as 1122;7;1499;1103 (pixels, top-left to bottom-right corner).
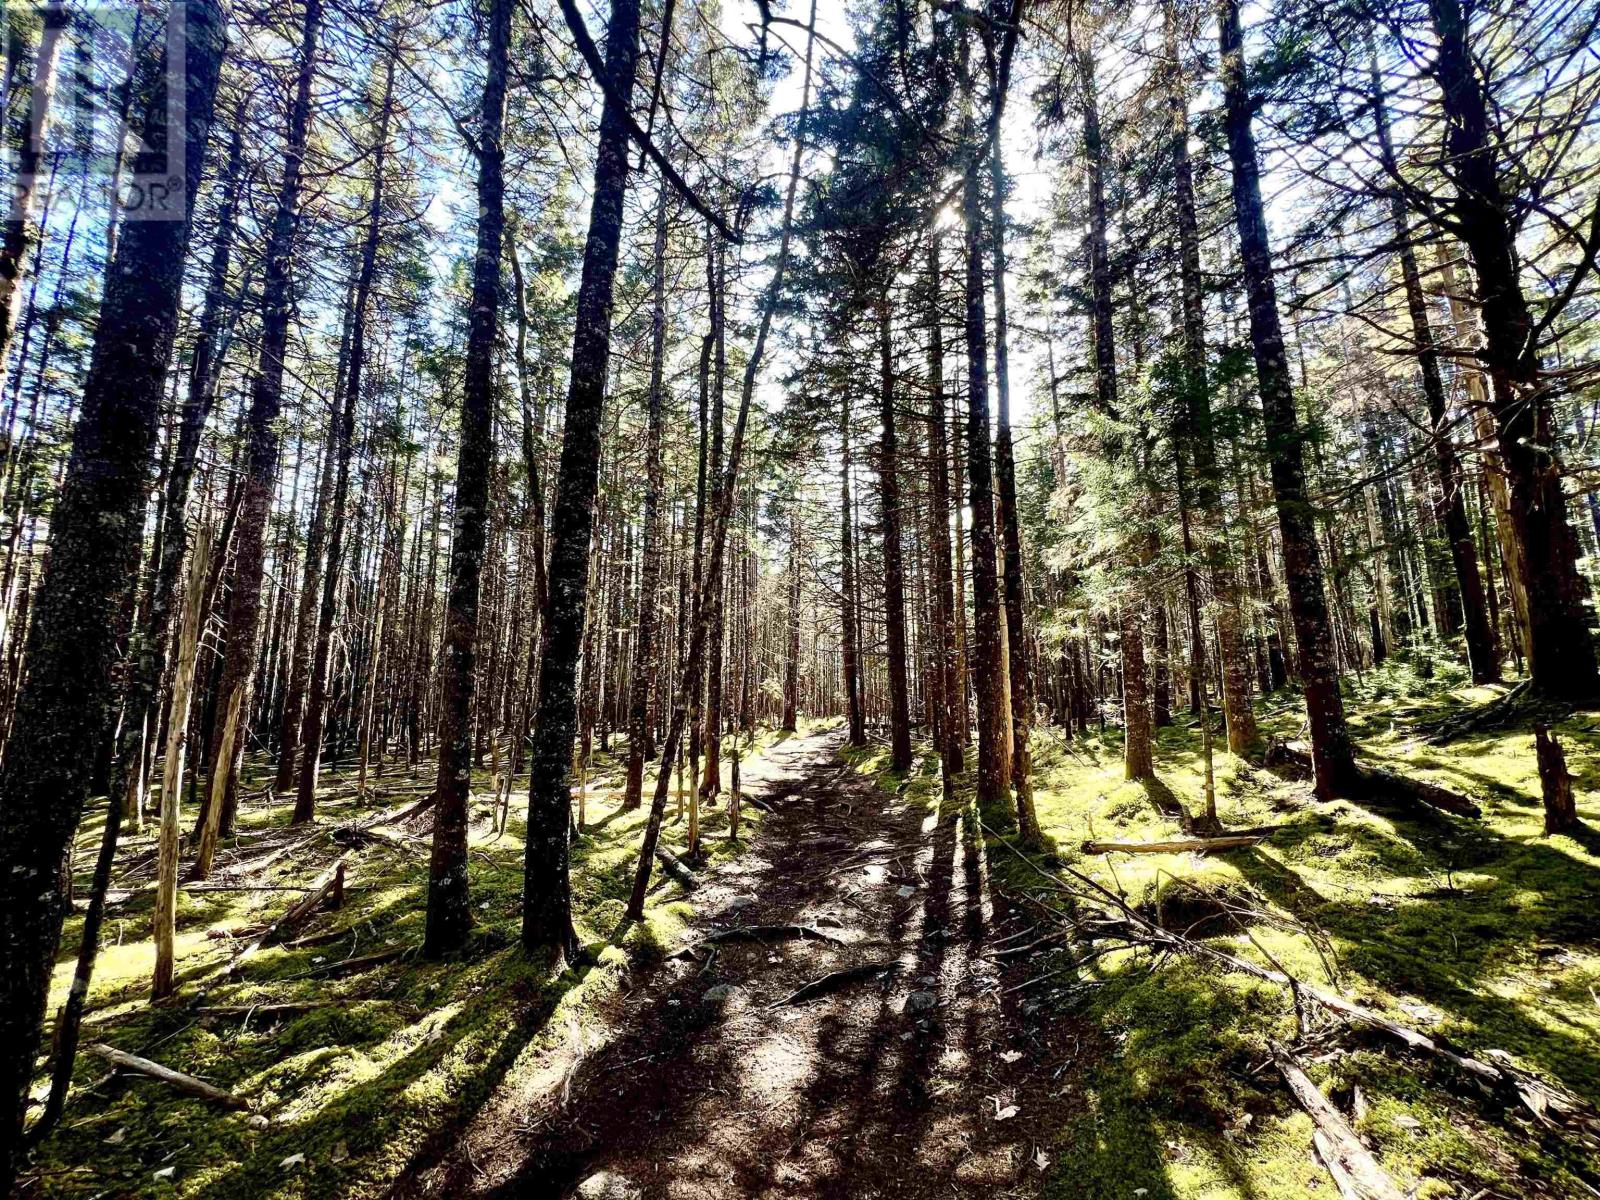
399;725;1076;1200
19;654;1600;1200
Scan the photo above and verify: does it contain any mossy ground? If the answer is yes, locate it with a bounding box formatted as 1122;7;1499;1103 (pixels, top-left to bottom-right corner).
849;653;1600;1200
24;725;798;1199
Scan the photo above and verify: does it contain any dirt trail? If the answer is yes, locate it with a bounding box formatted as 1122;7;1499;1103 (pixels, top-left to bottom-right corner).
405;729;1076;1199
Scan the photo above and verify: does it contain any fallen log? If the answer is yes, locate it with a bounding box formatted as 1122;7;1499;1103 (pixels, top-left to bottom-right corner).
304;946;410;979
198;998;332;1017
201;856;348;991
1264;742;1479;817
1082;834;1269;855
89;1044;249;1111
771;960;901;1007
1271;1040;1403;1200
656;846;698;890
1356;766;1480;818
986;824;1598;1142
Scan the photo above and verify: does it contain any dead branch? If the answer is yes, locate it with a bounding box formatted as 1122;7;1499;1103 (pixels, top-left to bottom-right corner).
771;960;901;1006
1082;834;1271;854
1270;1040;1404;1200
88;1044;249;1111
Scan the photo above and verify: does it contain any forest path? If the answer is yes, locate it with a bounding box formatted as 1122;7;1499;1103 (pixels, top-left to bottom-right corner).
404;728;1074;1199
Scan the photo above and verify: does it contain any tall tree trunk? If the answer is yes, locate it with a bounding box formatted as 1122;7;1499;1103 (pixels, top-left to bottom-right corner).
1081;47;1153;783
961;40;1013;823
925;234;962;784
198;0;323;874
988;109;1039;841
624;175;672;808
0;1;66;376
1425;0;1597;702
841;390;865;747
700;244;727;801
877;289;913;770
0;0;224;1172
1369;57;1496;683
153;525;212;999
424;0;511;958
295;51;397;823
781;500;801;732
1218;0;1355;798
1160;7;1252;769
522;0;642;963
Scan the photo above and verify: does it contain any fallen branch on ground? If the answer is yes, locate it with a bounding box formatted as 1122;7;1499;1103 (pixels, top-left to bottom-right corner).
982;823;1599;1143
196;998;334;1017
771;960;901;1007
197;856;348;994
656;846;698;889
88;1044;249;1111
1095;909;1599;1140
302;945;411;979
1082;833;1271;854
1265;742;1479;817
1271;1040;1403;1200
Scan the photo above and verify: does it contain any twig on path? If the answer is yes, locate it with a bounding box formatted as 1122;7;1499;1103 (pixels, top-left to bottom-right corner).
770;960;901;1007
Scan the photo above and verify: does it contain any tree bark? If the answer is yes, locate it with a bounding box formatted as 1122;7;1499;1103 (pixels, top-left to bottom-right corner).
295;51;397;823
425;0;511;958
961;39;1013;823
624;173;672;808
199;0;324;873
989;109;1039;842
925;234;962;784
0;0;225;1172
1218;0;1355;798
877;289;913;770
1425;0;1597;702
522;0;642;962
1370;57;1496;684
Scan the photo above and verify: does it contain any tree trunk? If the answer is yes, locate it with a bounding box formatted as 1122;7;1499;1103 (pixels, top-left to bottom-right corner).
876;290;913;770
295;52;397;823
522;0;642;963
841;391;865;747
624;174;672;808
1426;0;1597;702
0;0;224;1172
782;501;802;732
424;0;511;958
989;118;1039;842
1218;0;1355;798
1535;724;1579;835
925;234;962;784
0;1;66;375
199;0;323;873
154;525;212;998
1369;63;1495;683
626;0;814;923
961;40;1013;823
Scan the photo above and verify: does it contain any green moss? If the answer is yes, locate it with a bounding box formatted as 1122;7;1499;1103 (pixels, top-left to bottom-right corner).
855;659;1600;1200
26;744;770;1199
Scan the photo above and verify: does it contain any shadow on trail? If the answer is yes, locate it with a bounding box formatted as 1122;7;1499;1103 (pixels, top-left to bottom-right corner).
398;733;1185;1200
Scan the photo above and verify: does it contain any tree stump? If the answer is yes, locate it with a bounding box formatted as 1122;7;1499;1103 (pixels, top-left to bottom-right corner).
1535;725;1579;835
